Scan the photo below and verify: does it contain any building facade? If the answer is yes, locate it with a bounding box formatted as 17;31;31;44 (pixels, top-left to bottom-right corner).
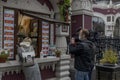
71;0;120;37
92;0;120;37
0;0;71;80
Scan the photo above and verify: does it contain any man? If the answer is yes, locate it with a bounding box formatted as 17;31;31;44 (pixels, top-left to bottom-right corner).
69;29;95;80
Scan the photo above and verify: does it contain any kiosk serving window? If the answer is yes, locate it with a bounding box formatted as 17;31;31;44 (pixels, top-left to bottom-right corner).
2;7;68;59
17;13;40;57
17;12;52;57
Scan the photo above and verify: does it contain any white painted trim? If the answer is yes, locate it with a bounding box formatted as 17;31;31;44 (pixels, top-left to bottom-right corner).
83;14;84;29
93;12;106;24
0;58;59;68
92;2;120;10
72;9;93;16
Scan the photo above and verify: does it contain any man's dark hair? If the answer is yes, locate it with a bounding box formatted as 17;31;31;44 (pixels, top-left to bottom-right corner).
71;27;82;42
76;27;82;33
81;29;89;38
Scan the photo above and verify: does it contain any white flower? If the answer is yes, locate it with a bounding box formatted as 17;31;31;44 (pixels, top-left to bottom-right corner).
0;49;9;55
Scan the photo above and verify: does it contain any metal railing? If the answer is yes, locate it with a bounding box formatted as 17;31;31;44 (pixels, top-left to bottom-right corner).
89;37;120;64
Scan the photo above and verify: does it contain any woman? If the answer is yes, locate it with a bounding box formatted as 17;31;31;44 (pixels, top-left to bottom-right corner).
18;37;42;80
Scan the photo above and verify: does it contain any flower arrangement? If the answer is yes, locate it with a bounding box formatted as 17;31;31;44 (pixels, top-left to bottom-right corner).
55;49;61;57
0;49;9;63
100;49;118;65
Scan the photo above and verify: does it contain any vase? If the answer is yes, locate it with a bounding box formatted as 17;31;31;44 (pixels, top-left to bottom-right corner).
0;57;7;63
56;53;61;57
103;63;116;67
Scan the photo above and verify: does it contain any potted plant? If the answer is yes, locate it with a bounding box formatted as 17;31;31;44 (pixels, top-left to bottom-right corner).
0;49;9;63
55;49;61;57
100;49;118;66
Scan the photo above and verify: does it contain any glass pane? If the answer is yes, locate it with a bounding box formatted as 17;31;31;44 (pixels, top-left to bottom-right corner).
30;20;38;37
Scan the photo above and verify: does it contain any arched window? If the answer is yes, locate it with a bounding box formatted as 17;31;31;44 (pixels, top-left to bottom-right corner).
92;16;105;34
114;18;120;37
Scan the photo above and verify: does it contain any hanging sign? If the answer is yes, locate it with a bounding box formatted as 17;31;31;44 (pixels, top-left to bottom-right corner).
42;21;49;56
4;9;15;59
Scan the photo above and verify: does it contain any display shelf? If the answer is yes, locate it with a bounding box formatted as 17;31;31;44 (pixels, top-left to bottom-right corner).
0;6;3;49
3;8;15;59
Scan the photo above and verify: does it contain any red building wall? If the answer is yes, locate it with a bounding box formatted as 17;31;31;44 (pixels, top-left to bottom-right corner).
71;15;82;35
71;15;92;36
84;15;92;30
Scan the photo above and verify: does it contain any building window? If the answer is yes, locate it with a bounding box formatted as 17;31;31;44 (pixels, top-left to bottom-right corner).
107;16;111;22
112;16;114;22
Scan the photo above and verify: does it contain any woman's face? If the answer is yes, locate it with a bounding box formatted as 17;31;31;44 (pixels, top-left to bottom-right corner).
79;30;83;39
71;37;75;44
79;30;85;39
21;45;27;48
20;42;30;47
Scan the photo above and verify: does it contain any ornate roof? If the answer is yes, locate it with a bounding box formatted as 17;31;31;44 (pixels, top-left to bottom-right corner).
112;0;120;2
94;0;119;2
93;0;120;5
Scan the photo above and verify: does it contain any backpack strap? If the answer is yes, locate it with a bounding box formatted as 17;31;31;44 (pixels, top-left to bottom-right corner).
21;47;26;52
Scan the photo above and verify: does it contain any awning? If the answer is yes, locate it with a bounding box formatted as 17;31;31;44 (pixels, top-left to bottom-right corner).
22;12;69;24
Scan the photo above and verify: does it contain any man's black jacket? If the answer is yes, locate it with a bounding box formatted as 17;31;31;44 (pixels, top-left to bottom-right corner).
69;40;95;72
